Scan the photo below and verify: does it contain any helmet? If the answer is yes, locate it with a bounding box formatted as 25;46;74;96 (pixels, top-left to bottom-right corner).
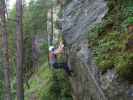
49;46;54;51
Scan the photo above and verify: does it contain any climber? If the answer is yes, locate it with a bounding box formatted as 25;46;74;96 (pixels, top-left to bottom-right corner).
56;41;72;75
49;46;58;69
49;43;72;75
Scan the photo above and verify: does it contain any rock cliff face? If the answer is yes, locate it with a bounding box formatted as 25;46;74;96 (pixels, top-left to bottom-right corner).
61;0;133;100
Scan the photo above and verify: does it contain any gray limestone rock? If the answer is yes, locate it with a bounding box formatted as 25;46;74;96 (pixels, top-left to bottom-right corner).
61;0;133;100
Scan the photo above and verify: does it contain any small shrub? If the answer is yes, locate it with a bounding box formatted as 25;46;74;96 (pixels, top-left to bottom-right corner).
41;69;73;100
91;32;119;72
123;17;133;26
97;59;114;72
115;52;133;80
88;23;106;46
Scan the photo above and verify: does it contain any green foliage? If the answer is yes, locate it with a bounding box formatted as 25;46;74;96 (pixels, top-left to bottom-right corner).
39;43;49;64
25;63;72;100
92;32;119;72
0;80;4;100
97;60;114;72
23;0;48;35
1;0;73;99
89;29;133;79
115;52;133;80
0;49;4;100
89;25;133;77
6;0;53;99
88;23;105;46
126;17;133;25
88;0;133;80
94;52;114;72
105;0;133;32
121;17;133;32
41;69;72;100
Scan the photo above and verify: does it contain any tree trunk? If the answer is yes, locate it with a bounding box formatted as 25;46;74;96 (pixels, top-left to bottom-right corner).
50;6;54;45
0;0;12;100
16;0;24;99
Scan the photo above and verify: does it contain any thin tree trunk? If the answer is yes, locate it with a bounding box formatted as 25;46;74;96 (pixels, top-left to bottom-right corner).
50;6;54;45
0;0;12;100
16;0;24;99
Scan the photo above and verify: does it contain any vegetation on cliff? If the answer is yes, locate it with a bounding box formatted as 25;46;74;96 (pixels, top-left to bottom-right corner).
88;0;133;80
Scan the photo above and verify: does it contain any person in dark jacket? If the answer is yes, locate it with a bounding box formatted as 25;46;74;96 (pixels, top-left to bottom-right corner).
49;46;58;68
